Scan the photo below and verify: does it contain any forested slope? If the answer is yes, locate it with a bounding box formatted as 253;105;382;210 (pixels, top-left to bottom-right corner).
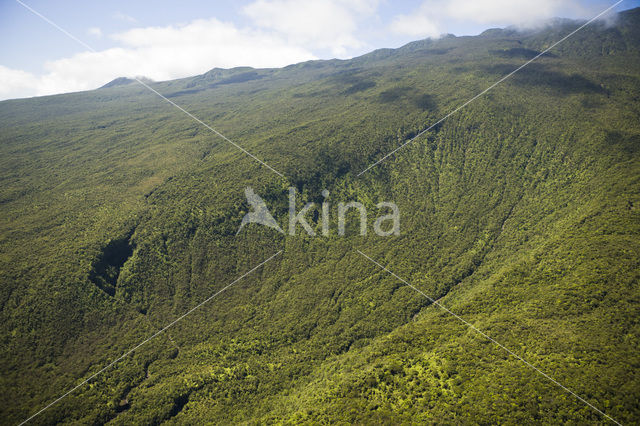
0;8;639;424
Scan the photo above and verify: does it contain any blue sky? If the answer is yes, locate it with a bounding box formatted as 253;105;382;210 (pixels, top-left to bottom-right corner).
1;0;638;100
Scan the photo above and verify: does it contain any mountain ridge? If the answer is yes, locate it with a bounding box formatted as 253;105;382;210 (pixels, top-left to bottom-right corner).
100;76;154;89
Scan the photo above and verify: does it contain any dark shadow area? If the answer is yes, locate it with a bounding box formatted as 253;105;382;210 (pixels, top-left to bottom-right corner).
292;90;325;98
606;130;640;155
490;47;554;59
165;88;204;98
165;71;265;97
89;230;135;297
413;93;436;110
482;63;605;95
328;69;378;95
424;47;453;55
216;71;263;85
342;80;376;95
378;86;411;103
378;87;436;111
167;393;190;420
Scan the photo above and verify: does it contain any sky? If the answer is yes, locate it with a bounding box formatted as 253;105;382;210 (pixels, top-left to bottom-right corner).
0;0;638;100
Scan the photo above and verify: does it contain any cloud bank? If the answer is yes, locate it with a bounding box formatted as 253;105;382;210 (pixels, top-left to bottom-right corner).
0;17;317;100
243;0;379;56
390;0;589;38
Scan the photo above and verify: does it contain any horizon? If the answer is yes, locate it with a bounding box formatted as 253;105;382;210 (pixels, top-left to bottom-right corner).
1;0;638;101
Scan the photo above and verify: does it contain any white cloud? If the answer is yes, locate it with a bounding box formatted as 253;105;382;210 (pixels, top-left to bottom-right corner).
113;12;137;23
110;18;316;77
444;0;584;25
87;27;102;37
390;3;442;38
390;0;586;38
243;0;379;57
0;65;40;100
0;18;316;100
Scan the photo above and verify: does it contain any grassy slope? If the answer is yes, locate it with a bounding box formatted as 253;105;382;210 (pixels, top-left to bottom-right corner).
0;9;639;425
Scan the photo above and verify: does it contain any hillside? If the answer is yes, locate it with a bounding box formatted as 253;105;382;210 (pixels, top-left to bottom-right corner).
0;8;639;424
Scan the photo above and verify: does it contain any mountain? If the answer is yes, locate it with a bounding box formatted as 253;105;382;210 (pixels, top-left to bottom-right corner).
100;76;154;89
0;7;639;424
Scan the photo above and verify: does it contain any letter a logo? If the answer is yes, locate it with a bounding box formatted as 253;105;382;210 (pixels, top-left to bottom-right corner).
237;187;284;234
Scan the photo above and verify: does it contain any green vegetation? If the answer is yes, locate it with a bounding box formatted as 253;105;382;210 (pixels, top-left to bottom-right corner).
1;9;639;424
